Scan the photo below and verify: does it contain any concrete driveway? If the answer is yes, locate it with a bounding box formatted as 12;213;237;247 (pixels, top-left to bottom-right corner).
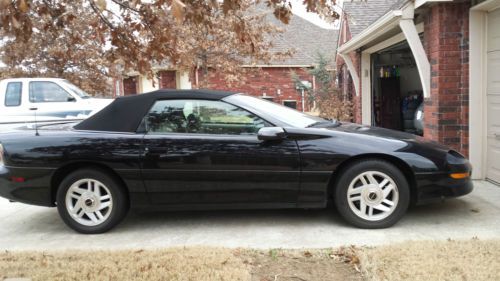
0;180;498;251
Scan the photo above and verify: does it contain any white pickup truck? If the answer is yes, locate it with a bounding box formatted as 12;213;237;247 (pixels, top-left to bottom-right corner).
0;78;112;128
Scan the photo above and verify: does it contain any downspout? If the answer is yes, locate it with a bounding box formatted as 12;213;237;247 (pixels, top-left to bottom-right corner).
399;3;431;98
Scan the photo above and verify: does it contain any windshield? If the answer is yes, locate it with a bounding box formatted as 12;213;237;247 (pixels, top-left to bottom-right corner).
60;80;91;99
226;94;332;128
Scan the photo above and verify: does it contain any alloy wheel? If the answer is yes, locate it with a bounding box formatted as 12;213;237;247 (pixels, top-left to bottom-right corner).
346;171;399;221
65;178;113;226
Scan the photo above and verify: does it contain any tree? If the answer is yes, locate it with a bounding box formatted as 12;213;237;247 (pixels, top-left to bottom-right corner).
0;4;112;95
295;53;353;121
0;1;339;95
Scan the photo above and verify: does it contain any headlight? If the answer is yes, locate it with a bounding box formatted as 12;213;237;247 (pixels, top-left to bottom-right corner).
0;143;4;166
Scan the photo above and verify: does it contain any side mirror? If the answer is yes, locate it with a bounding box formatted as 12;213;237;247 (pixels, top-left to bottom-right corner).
258;127;286;141
67;96;77;102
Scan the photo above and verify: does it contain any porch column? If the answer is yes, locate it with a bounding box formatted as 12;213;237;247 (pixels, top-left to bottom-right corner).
360;53;372;125
339;53;360;97
399;4;431;98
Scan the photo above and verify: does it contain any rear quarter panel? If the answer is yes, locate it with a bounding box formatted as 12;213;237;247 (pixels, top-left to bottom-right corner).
0;130;145;194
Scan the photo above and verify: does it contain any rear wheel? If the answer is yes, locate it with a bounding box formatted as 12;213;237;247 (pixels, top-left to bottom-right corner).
56;169;129;234
334;159;410;228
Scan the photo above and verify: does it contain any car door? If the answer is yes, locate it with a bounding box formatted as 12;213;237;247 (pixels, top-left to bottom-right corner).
140;99;301;207
27;81;84;120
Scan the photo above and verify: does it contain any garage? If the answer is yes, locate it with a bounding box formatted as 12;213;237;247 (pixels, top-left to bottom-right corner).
486;8;500;184
371;41;423;135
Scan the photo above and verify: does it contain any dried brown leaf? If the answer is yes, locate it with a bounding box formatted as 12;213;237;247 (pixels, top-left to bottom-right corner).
18;0;28;13
96;0;107;11
171;0;185;21
0;0;9;10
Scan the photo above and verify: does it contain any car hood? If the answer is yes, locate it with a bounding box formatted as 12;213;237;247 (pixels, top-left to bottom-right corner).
328;122;451;152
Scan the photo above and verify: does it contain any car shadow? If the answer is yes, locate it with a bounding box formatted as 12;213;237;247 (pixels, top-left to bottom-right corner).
116;206;346;232
114;198;478;233
408;198;478;217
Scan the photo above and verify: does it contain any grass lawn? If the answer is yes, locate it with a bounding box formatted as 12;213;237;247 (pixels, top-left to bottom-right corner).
1;239;499;281
358;239;500;281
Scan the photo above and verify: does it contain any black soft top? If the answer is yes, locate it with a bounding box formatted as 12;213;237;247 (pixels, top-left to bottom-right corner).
74;89;236;133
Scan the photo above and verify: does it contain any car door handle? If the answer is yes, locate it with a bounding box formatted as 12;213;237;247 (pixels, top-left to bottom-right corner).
495;134;500;140
144;147;170;159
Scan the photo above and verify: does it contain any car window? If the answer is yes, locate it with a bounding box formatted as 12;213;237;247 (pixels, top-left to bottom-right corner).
5;82;22;107
224;94;328;128
29;81;74;103
146;99;269;135
60;80;91;99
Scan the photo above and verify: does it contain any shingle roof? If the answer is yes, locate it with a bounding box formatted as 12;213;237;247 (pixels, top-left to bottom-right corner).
343;0;403;38
259;9;338;67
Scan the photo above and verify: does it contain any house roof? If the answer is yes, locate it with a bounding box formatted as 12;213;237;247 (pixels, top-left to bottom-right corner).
152;6;339;70
343;0;403;38
262;12;339;67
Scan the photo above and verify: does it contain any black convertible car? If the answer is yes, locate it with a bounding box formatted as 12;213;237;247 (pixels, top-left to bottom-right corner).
0;90;473;234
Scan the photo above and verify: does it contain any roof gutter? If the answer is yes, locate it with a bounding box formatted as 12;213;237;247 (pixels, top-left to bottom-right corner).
337;10;403;55
336;10;403;97
337;2;430;98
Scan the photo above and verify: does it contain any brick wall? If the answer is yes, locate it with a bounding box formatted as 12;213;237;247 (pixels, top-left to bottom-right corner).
159;71;177;89
423;2;470;156
193;67;314;111
336;13;361;123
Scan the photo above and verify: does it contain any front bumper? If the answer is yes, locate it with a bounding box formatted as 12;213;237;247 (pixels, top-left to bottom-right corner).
415;172;474;205
0;166;55;207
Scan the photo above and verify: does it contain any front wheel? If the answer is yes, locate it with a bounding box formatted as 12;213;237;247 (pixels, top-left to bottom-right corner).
56;168;129;234
334;159;410;229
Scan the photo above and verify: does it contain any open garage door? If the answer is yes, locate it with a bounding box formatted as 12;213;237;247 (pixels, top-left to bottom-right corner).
371;41;424;135
486;8;500;184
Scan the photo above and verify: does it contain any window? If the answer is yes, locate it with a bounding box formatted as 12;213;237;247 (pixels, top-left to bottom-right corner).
29;81;74;103
283;100;297;109
261;97;274;102
59;80;90;99
225;95;328;128
5;82;22;107
146;99;269;135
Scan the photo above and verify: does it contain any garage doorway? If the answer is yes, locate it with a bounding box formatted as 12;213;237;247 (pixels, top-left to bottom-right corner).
486;8;500;184
371;41;424;135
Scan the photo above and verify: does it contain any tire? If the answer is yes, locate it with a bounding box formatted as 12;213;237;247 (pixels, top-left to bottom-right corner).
56;168;129;234
333;159;410;229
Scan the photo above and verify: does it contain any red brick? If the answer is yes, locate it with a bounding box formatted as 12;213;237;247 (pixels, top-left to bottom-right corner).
159;71;177;89
192;67;315;111
423;2;470;156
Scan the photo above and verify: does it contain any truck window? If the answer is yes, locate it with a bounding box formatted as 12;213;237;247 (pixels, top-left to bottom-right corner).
5;82;22;107
29;81;74;103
